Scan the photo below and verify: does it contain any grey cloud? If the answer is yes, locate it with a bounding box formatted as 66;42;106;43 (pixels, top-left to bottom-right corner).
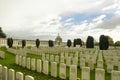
95;15;120;29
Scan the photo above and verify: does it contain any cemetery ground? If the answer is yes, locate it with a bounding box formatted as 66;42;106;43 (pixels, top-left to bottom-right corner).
0;47;57;80
0;46;120;80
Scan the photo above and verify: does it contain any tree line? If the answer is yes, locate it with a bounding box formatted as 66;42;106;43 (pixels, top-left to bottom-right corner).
67;35;119;50
5;35;120;50
6;38;54;48
0;27;120;50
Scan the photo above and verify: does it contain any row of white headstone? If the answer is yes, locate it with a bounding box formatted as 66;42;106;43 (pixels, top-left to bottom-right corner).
42;53;79;65
15;55;120;80
102;50;120;73
0;51;5;59
16;55;77;80
0;64;34;80
16;47;120;74
41;52;99;70
7;48;27;56
26;46;97;56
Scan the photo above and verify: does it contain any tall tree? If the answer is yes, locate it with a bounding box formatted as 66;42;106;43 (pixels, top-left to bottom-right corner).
22;40;26;48
7;38;13;48
105;36;114;46
36;39;40;48
73;39;76;47
0;27;6;38
73;38;82;47
99;35;109;50
48;40;54;47
115;41;120;46
67;39;72;47
86;36;94;48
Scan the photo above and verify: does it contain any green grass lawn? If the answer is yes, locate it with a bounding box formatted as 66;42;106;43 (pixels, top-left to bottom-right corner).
0;47;113;80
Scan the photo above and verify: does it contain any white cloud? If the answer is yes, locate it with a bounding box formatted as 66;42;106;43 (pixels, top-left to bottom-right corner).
93;15;106;22
0;0;120;42
65;18;74;22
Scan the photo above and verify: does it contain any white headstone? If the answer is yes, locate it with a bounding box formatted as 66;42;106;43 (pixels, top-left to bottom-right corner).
50;55;54;62
81;67;90;80
25;75;34;80
97;60;103;68
61;52;64;57
16;55;19;65
2;66;8;80
111;71;120;80
46;54;49;61
70;54;73;58
69;65;77;80
43;61;49;75
72;57;78;65
51;62;57;77
22;56;26;68
55;55;59;63
66;57;71;66
85;55;90;63
88;58;94;70
18;56;22;66
65;53;68;59
75;52;78;58
16;72;23;80
0;51;5;59
31;58;36;71
118;62;120;71
107;62;113;73
80;58;85;69
37;59;42;73
0;64;2;79
95;68;105;80
27;57;31;69
42;54;45;61
8;69;15;80
60;56;64;63
59;63;66;79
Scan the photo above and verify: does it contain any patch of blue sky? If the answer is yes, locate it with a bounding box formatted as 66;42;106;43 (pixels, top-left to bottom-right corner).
60;12;114;26
103;12;114;20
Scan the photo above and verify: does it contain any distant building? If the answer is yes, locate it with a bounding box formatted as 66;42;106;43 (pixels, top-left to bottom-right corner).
55;33;62;45
0;34;64;47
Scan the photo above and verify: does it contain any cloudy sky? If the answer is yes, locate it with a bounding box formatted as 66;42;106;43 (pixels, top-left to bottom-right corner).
0;0;120;42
